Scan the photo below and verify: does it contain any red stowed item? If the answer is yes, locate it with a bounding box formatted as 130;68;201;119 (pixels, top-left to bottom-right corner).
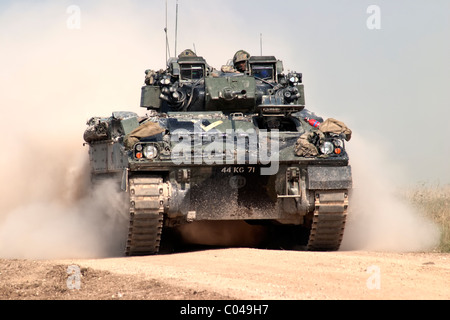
305;118;321;128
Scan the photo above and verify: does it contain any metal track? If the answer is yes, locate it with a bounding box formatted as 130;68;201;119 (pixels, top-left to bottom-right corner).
126;176;165;256
307;190;349;251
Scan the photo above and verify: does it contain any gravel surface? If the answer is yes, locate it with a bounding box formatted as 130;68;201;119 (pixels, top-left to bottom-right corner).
1;249;449;300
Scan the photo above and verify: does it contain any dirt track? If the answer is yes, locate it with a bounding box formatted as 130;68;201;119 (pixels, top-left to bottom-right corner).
1;248;449;300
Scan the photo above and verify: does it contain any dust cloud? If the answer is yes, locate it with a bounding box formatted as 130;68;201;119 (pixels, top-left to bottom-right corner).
0;169;129;260
0;2;149;259
175;221;268;248
0;132;130;259
341;135;441;252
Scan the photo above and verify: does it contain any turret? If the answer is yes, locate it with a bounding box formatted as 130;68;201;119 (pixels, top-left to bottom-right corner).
140;54;305;118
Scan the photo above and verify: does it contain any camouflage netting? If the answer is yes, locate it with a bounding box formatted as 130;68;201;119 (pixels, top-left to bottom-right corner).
320;118;352;141
83;117;109;143
294;118;352;157
124;121;165;149
294;131;324;158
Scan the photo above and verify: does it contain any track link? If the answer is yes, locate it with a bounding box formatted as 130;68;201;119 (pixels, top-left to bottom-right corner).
307;190;349;251
126;177;165;256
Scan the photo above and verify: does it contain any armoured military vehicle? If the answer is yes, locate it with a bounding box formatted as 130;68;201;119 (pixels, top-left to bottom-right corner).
83;51;353;256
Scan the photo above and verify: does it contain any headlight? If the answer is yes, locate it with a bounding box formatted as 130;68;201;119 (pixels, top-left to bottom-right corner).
143;145;159;159
333;139;344;149
320;141;334;155
333;139;344;155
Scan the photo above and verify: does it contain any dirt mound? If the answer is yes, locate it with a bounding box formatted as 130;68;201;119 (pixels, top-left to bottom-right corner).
0;259;230;300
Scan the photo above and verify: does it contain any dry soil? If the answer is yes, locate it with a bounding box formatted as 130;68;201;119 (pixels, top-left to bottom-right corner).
1;248;448;301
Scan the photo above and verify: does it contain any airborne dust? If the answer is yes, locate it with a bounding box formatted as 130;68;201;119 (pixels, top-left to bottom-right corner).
341;136;440;252
0;2;440;259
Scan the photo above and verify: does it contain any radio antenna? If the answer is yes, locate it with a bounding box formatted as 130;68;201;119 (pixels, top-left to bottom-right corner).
174;0;179;57
165;0;171;61
260;33;263;56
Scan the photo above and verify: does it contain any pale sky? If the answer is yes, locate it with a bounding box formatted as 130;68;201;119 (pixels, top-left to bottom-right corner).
1;0;449;185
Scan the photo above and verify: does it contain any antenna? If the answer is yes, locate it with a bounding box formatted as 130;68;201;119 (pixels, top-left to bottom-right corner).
174;0;179;57
165;0;171;61
193;43;197;54
260;33;263;56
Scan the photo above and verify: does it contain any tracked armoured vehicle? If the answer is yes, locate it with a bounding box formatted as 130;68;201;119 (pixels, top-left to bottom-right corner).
84;51;353;256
